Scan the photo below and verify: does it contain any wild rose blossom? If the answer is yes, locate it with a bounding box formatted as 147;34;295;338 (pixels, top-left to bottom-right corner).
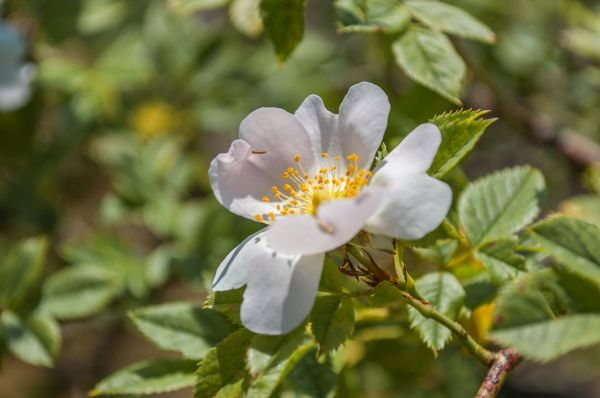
209;82;452;335
0;18;34;112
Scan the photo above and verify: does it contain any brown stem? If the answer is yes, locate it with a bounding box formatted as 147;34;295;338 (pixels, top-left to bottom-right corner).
475;348;522;398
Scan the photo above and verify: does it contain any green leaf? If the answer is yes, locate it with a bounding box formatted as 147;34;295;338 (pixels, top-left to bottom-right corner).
392;25;465;104
287;350;337;398
559;195;600;227
167;0;229;14
311;295;355;354
412;239;459;265
129;302;235;359
195;328;253;398
493;269;564;329
529;216;600;284
260;0;305;62
475;239;526;284
0;237;47;309
368;280;404;307
404;0;495;43
318;257;343;294
92;359;197;396
490;315;600;362
204;287;244;324
428;109;495;178
459;166;545;247
230;0;263;38
408;272;465;351
1;311;60;367
335;0;411;33
247;329;315;398
41;264;120;320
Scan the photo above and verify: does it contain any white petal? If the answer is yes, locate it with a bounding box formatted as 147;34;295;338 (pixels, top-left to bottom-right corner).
0;65;33;112
209;139;278;220
377;123;441;174
265;189;384;255
212;230;265;291
240;107;318;173
339;82;390;169
365;169;452;240
294;94;341;158
243;246;324;335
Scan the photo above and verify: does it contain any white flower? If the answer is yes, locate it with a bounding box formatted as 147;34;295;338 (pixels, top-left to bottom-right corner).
209;82;452;335
0;20;34;112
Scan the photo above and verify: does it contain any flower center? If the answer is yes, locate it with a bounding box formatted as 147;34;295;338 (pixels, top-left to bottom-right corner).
255;152;372;222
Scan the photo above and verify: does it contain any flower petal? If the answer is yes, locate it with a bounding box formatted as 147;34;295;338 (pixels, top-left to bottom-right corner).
209;139;277;220
365;169;452;240
265;189;384;255
339;82;390;169
212;230;265;292
294;94;341;158
377;123;441;174
240;107;318;173
213;230;324;335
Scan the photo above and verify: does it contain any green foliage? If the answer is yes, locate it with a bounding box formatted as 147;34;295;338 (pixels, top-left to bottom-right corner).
428;109;495;178
529;216;600;283
493;270;562;329
129;303;236;359
246;329;315;398
408;272;465;351
0;237;47;309
404;0;495;44
392;26;466;104
167;0;229;14
459;166;545;247
195;328;253;398
310;258;355;354
490;315;600;362
335;0;411;33
475;239;526;284
91;359;197;396
41;264;121;320
204;288;244;324
260;0;306;62
286;351;337;397
0;311;61;368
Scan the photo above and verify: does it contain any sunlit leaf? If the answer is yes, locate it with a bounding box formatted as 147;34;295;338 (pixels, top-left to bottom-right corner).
335;0;411;33
129;302;236;359
1;311;60;368
459;166;545;247
247;329;315;398
392;25;465;104
530;216;600;284
408;272;465;351
475;239;526;284
42;264;121;320
404;0;495;43
92;359;197;396
428;109;495;178
195;328;253;398
0;237;47;309
490;315;600;362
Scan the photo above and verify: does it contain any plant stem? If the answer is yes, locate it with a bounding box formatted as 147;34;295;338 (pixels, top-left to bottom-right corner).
475;348;522;398
345;242;522;396
398;289;495;366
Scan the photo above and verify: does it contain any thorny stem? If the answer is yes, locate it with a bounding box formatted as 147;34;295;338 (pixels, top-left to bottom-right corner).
346;243;522;397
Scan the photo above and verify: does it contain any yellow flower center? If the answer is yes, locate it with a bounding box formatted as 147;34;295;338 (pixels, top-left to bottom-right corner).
255;152;372;222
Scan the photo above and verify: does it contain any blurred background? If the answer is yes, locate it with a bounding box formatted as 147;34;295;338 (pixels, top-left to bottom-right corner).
1;0;600;397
